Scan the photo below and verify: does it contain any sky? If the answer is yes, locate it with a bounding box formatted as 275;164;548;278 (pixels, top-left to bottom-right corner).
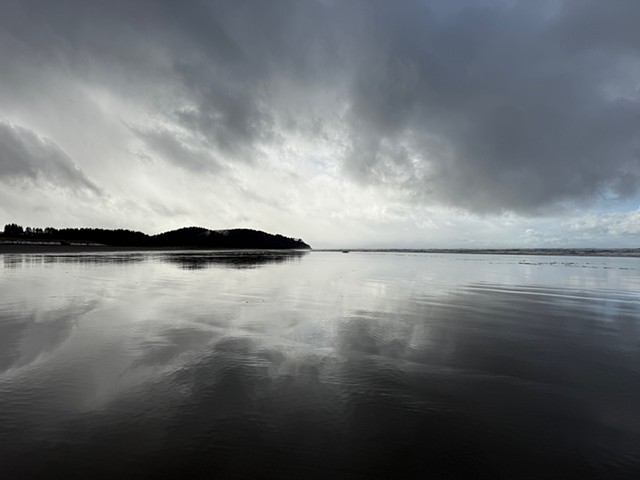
1;0;639;249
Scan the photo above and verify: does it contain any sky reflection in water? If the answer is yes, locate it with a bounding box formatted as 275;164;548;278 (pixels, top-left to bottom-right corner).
1;251;639;479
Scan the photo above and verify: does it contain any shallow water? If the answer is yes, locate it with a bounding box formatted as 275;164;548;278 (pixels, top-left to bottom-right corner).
1;250;639;479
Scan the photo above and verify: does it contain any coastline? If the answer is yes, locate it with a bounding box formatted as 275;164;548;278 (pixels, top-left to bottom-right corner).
318;248;640;258
0;244;310;254
1;243;639;257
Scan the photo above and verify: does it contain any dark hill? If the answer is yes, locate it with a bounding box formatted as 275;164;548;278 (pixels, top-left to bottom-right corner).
152;227;310;249
0;223;311;249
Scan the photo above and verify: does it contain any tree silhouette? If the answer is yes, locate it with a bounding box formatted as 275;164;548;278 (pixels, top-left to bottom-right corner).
3;224;24;236
1;224;311;249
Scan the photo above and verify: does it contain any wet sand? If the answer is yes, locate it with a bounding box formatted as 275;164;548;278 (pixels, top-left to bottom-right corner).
1;250;639;479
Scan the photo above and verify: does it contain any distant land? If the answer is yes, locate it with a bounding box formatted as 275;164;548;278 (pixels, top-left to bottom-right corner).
0;224;311;250
322;248;640;257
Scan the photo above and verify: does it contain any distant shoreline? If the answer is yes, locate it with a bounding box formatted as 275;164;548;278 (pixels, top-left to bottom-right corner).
318;248;640;258
1;244;639;257
0;244;309;254
0;226;311;250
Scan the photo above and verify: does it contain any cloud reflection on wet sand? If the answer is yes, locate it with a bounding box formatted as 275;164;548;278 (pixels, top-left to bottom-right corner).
0;251;639;479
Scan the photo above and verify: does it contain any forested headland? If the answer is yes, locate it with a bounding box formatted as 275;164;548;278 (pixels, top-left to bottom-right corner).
0;224;311;249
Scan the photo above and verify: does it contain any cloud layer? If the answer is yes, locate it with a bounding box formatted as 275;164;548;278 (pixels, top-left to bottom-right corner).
0;121;98;193
0;0;639;245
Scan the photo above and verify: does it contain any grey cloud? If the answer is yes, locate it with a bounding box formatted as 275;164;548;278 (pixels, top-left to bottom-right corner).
340;0;640;213
0;121;100;193
133;126;223;174
171;63;273;161
2;0;640;214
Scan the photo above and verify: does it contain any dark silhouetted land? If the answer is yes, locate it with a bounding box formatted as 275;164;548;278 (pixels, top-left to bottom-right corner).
0;224;311;250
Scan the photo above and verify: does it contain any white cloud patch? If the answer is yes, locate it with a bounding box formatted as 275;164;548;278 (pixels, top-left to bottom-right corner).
566;210;640;239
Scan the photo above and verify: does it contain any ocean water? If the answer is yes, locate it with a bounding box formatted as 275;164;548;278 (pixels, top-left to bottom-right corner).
1;250;639;479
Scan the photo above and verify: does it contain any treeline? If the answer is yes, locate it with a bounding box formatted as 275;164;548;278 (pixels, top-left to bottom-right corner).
1;224;311;249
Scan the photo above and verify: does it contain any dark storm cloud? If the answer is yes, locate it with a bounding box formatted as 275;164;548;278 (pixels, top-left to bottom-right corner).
1;0;639;213
0;121;99;193
342;0;640;213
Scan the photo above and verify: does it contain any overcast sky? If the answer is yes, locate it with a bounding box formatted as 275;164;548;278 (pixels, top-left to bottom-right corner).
1;0;639;248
